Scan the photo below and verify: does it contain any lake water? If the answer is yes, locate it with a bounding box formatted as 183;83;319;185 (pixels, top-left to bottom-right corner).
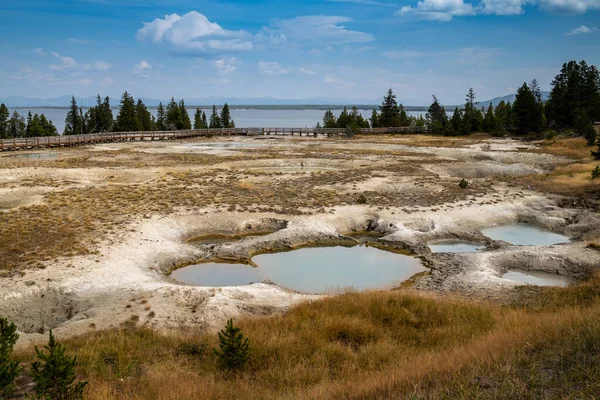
171;245;426;293
10;108;429;134
481;224;570;246
502;270;571;287
429;240;485;253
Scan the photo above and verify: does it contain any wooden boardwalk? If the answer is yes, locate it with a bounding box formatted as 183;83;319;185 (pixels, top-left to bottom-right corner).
0;126;426;152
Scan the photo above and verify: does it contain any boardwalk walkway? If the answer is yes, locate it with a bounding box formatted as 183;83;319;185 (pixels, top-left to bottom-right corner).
0;126;426;151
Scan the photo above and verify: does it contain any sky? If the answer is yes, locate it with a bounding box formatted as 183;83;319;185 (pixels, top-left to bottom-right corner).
0;0;599;105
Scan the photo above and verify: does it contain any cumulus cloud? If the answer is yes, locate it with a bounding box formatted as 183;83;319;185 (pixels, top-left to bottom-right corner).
397;0;477;21
263;16;374;45
49;52;78;70
397;0;599;20
258;62;316;76
566;25;598;35
214;58;237;75
133;60;152;77
83;61;112;71
136;11;254;55
33;48;46;56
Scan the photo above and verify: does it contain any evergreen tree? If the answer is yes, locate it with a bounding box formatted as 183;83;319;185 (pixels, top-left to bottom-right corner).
156;102;166;130
220;103;233;128
31;330;87;400
136;99;154;131
165;98;182;130
425;95;448;135
369;109;379;128
336;107;350;128
0;318;20;398
39;114;58;136
26;111;33;137
513;82;539;134
574;109;597;145
213;319;251;371
202;111;208;128
193;108;204;129
450;107;462;135
179;99;192;129
64;96;82;135
209;105;221;128
114;91;140;132
0;104;9;138
101;96;114;132
8;111;25;138
379;89;401;127
494;101;509;132
322;110;337;128
462;88;481;134
483;103;497;133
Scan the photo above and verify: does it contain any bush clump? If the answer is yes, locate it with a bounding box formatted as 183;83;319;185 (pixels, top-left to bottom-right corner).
459;178;469;189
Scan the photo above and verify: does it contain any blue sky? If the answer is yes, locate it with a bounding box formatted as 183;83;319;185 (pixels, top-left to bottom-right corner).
0;0;599;104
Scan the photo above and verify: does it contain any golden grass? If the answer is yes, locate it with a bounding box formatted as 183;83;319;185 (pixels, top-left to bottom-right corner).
12;276;600;399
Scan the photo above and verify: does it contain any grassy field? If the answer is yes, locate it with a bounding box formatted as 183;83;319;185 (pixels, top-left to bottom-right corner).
11;274;600;399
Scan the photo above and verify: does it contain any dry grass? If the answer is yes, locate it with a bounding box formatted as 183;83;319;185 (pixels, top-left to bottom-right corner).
12;276;600;399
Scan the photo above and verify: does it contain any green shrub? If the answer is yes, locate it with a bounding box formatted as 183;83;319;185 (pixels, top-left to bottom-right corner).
213;319;251;371
0;318;20;398
592;166;600;180
31;330;87;400
459;179;469;189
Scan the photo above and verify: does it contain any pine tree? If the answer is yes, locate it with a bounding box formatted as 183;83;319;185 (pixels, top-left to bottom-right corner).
336;107;350;128
483;103;497;133
165;98;182;130
114;92;140;132
194;108;204;129
462;88;481;134
0;318;20;398
379;89;401;127
209;105;221;129
64;96;82;135
101;96;114;132
369;109;379;128
220;103;233;128
513;82;538;134
8;111;25;138
31;330;86;400
136;99;154;131
322;110;337;128
156;102;166;130
0;104;9;139
213;319;251;371
425;95;448;135
202;111;208;128
450;107;462;135
179;99;192;129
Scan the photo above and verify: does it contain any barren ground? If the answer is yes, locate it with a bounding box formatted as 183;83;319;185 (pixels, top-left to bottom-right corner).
1;134;599;348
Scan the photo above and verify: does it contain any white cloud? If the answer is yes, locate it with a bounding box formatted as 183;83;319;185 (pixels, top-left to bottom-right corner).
259;62;316;76
264;16;374;45
49;52;78;70
397;0;477;21
480;0;526;15
33;48;46;56
214;58;237;75
83;61;112;71
566;25;598;35
538;0;600;14
136;11;254;55
133;60;152;77
383;50;423;59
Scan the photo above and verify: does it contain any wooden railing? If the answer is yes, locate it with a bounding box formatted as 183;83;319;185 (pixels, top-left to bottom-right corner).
0;126;427;151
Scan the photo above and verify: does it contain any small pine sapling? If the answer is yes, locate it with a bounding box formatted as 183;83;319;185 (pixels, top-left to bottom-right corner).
30;330;87;400
459;178;469;189
213;319;251;371
591;166;600;180
0;318;21;397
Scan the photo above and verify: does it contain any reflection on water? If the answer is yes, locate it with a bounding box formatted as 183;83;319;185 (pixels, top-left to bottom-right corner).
502;269;571;287
481;224;570;246
2;153;58;159
429;240;484;253
171;245;426;293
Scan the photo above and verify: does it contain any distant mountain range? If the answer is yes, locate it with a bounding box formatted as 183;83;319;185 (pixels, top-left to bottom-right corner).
0;92;550;109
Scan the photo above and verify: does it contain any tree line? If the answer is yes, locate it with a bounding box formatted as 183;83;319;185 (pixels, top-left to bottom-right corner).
0;104;58;139
319;59;599;143
63;92;235;135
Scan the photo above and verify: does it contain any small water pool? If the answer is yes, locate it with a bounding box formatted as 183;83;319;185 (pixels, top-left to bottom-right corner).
2;152;58;159
481;224;570;246
429;240;485;253
170;246;426;293
502;270;571;287
171;263;263;287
